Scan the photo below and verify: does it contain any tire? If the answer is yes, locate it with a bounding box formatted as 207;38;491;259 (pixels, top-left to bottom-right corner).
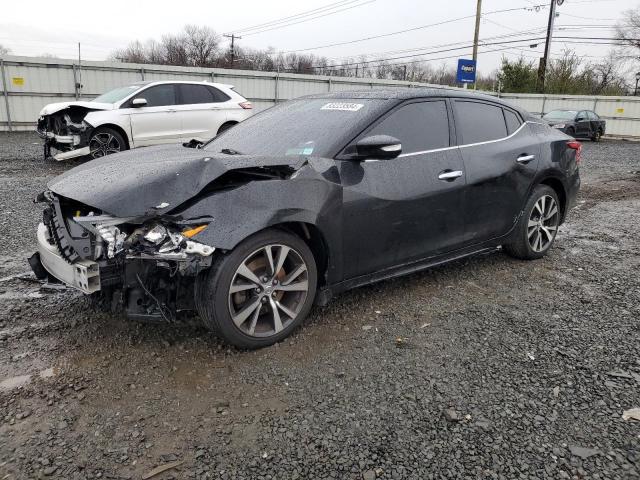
591;129;602;142
89;127;127;159
217;122;236;135
566;127;575;138
504;185;561;260
195;229;317;349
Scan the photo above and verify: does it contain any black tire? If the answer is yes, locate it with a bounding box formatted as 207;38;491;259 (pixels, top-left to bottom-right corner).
195;229;317;349
217;122;237;135
88;127;127;159
566;127;575;138
591;129;602;142
504;185;561;260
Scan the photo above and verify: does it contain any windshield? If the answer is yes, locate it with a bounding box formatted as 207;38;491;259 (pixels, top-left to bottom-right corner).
92;85;145;104
543;110;577;121
204;98;387;158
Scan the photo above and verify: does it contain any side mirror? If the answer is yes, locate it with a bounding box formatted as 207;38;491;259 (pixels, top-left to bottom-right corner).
131;98;147;108
354;135;402;160
576;116;585;121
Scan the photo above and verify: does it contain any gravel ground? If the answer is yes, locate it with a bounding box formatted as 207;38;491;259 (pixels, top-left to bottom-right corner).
0;132;639;480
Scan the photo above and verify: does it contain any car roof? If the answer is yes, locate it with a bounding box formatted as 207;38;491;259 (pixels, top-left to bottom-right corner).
138;80;235;89
303;87;534;118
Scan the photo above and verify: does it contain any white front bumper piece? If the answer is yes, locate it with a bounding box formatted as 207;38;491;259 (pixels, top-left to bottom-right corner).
36;223;101;294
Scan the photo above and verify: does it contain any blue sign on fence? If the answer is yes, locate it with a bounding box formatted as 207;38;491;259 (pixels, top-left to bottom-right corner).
456;59;477;84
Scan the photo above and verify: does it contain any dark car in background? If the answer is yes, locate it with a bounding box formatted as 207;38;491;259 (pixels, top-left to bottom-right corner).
30;89;581;349
542;109;606;141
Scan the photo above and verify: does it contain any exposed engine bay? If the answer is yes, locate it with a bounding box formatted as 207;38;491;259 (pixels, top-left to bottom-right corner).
36;104;99;161
30;191;215;321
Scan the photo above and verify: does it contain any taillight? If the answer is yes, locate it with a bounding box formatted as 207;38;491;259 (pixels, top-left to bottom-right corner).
238;102;252;110
567;140;582;165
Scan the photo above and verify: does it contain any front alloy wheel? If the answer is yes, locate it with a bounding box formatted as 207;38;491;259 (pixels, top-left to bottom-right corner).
228;245;309;337
196;229;317;349
89;128;124;158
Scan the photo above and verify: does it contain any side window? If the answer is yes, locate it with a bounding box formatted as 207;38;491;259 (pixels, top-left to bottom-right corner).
136;84;176;107
179;84;215;105
503;109;522;135
577;111;588;120
454;101;508;144
588;111;598;120
367;100;449;154
208;86;231;102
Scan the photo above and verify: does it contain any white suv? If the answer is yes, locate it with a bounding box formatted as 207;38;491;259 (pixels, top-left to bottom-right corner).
36;81;253;161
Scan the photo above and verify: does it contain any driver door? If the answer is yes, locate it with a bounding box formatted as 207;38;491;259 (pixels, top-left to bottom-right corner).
339;99;466;279
122;84;182;147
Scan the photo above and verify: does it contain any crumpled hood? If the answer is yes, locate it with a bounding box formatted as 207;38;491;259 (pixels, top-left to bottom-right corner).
39;101;114;116
47;144;306;217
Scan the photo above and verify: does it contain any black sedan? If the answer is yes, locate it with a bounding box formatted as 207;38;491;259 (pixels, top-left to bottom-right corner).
542;109;606;141
30;89;581;349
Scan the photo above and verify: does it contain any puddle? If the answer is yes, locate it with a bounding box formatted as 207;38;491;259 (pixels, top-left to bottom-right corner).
0;367;59;391
0;374;32;391
39;367;58;378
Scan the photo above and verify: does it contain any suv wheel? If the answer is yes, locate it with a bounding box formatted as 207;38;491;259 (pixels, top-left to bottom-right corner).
89;127;126;158
504;185;560;260
195;229;317;349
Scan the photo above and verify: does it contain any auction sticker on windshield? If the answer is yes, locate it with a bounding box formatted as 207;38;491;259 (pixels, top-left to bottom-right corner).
321;102;364;112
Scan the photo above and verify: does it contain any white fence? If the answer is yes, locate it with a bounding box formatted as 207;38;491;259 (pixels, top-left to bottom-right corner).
1;55;639;137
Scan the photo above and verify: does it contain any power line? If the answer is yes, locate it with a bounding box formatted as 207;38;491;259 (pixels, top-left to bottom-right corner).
275;4;550;55
290;35;634;72
226;0;360;34
231;0;376;37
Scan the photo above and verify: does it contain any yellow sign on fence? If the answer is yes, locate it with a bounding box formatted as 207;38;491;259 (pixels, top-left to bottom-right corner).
11;77;24;86
616;107;624;114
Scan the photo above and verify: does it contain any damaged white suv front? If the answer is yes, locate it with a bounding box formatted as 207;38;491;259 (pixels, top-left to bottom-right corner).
36;81;252;161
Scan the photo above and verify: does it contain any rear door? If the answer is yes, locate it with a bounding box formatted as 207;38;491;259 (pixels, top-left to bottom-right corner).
452;100;540;245
175;84;231;141
125;84;181;146
340;99;466;279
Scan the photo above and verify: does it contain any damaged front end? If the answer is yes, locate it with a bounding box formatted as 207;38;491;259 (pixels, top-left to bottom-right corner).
30;191;215;321
36;104;105;161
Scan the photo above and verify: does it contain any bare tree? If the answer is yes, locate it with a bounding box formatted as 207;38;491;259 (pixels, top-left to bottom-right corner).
0;44;10;57
183;25;221;67
616;6;640;59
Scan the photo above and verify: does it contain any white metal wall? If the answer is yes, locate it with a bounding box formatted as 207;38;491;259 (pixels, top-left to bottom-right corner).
1;55;639;137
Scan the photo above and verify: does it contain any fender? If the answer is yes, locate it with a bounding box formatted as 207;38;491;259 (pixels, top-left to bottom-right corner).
173;169;346;284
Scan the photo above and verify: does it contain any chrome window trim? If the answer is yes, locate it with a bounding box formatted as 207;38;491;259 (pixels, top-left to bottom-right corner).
398;120;530;158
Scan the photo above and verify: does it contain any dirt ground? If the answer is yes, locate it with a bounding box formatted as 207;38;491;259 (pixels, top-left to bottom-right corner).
0;133;639;480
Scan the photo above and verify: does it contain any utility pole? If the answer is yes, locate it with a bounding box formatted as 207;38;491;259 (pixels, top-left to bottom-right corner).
471;0;482;90
77;42;82;98
223;33;242;67
538;0;561;92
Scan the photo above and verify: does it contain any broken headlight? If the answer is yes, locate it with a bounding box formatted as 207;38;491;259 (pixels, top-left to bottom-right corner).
137;223;214;258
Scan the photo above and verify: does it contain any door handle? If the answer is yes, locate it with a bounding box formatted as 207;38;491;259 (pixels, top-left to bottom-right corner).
167;109;177;113
517;154;535;164
438;170;463;181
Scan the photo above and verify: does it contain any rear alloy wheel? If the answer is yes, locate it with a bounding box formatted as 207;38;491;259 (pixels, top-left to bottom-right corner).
89;128;126;159
196;229;317;349
504;185;560;260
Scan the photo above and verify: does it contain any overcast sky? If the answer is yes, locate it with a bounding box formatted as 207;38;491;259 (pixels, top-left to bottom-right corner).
0;0;635;76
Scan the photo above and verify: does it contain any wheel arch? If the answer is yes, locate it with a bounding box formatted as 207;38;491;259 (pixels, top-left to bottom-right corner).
263;222;330;288
217;121;238;135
